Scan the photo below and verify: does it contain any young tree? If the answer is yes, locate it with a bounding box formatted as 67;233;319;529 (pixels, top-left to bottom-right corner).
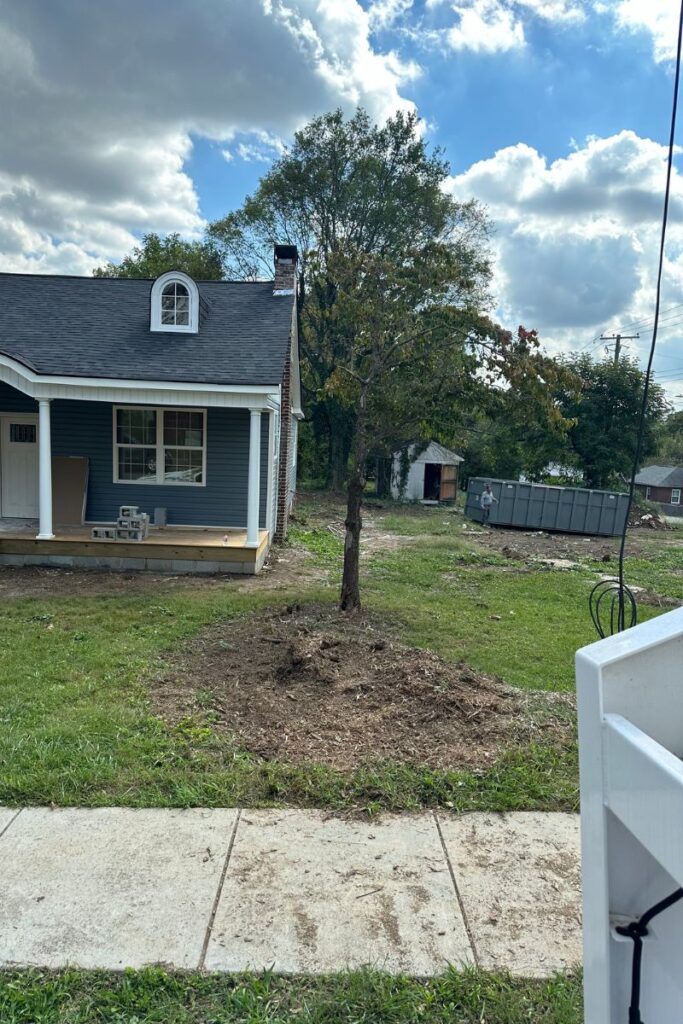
318;249;570;611
93;232;224;280
209;108;491;488
558;355;669;488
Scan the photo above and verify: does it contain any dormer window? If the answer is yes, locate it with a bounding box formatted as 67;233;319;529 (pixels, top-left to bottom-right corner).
162;281;189;326
150;271;199;333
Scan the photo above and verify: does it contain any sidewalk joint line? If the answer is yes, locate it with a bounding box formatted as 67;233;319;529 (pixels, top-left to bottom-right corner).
0;808;23;841
198;808;241;970
433;811;480;968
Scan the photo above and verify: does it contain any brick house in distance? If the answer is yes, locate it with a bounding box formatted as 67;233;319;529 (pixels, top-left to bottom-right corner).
635;465;683;517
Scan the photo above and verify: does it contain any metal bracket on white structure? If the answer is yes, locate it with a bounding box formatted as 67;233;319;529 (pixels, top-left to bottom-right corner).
577;606;683;1024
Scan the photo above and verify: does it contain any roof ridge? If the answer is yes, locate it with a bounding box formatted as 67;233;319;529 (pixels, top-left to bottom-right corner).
0;272;274;284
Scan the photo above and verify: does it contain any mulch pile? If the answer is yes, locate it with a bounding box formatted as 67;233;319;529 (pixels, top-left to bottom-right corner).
153;604;572;772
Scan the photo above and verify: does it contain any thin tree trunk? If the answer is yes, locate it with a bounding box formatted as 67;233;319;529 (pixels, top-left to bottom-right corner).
330;428;347;492
340;473;363;612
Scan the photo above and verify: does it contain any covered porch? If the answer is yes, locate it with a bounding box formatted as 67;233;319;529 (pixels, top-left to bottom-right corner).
0;358;280;574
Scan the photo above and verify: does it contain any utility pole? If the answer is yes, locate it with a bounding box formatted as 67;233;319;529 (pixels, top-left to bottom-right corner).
600;332;639;365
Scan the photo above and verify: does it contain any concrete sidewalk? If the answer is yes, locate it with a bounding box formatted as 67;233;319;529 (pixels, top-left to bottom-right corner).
0;807;582;977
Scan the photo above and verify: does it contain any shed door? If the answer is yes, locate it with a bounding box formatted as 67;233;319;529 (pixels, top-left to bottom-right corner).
440;464;457;500
1;415;39;518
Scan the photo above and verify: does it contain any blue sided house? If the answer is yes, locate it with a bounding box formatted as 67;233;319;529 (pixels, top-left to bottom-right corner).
0;245;302;573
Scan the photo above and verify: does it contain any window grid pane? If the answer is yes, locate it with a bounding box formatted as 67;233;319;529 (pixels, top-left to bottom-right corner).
163;410;203;447
117;446;157;482
163;447;203;484
116;409;156;445
10;423;36;443
160;281;190;327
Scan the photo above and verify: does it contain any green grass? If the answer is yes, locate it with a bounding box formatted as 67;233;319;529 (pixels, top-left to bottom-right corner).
1;494;678;812
0;572;578;811
620;549;683;601
379;509;467;537
287;524;343;570
0;967;583;1023
365;546;602;692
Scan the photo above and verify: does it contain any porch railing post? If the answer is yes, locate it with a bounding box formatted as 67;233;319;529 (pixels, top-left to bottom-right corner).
247;408;261;547
37;398;54;540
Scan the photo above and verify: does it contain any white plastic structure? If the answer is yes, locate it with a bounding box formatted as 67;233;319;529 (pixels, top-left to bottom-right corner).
577;606;683;1023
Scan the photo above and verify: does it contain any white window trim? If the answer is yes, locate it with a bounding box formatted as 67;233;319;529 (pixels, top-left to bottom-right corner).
112;406;207;487
671;488;681;506
150;271;199;334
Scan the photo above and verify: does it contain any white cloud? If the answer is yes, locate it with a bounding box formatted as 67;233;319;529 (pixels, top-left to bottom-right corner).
449;131;683;382
223;131;287;165
368;0;415;29
611;0;679;62
0;0;417;273
447;0;526;52
425;0;585;53
515;0;585;23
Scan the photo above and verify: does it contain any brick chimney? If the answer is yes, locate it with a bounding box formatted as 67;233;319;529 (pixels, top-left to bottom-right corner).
273;244;298;296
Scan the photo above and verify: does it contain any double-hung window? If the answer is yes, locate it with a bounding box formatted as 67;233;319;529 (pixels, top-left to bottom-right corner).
114;407;206;486
672;488;681;506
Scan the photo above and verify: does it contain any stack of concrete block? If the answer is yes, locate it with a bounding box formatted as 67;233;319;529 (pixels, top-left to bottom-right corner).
91;506;150;542
115;506;150;542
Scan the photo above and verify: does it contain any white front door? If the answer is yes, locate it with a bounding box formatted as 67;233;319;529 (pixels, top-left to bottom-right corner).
1;414;39;518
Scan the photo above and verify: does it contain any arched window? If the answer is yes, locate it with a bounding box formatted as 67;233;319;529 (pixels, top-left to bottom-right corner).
161;281;189;326
150;272;199;333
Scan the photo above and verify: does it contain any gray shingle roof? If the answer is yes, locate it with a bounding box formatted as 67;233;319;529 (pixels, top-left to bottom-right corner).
0;273;294;387
634;465;683;487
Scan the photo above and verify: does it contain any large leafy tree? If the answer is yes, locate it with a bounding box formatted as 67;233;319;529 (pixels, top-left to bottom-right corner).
209;108;492;488
93;232;224;280
318;248;572;611
558;355;669;488
437;329;578;482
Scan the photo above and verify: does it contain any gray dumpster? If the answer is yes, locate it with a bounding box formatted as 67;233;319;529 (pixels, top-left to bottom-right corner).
465;477;629;536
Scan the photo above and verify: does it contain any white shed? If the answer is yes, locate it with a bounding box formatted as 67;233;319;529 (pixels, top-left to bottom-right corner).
390;441;463;502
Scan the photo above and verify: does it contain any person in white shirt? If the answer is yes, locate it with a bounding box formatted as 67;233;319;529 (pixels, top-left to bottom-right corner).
480;483;497;522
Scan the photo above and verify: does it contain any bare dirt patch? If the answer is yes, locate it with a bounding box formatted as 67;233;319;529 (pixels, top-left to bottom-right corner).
467;524;683;564
153;604;573;772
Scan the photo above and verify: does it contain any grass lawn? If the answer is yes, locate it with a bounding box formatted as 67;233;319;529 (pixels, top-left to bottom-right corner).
0;967;582;1023
0;491;679;813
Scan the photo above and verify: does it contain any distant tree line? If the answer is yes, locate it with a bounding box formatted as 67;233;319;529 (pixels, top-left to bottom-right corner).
459;354;669;490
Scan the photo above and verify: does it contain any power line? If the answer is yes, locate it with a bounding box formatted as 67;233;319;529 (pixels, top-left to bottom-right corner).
605;301;683;336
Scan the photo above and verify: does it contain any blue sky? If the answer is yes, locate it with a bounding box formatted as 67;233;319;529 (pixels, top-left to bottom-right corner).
0;0;682;404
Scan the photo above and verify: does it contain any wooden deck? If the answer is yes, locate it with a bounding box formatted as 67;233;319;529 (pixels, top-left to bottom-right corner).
0;523;270;571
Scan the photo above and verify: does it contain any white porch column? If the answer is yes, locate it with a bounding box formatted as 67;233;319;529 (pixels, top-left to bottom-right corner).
247;408;262;547
37;398;54;539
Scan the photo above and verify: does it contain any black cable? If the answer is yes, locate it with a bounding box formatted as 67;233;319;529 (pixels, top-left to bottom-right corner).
615;888;683;1024
590;0;683;637
589;578;636;639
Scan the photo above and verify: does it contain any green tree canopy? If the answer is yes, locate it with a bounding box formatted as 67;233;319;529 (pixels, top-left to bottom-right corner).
209;107;492;487
656;410;683;465
437;328;579;483
557;354;669;488
93;232;224;280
